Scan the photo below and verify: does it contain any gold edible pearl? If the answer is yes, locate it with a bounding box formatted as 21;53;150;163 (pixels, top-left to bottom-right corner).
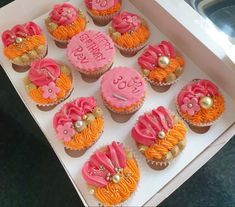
158;56;170;68
143;69;150;76
89;189;95;194
158;131;166;139
199;96;213;109
112;174;121;183
82;114;88;120
15;37;23;44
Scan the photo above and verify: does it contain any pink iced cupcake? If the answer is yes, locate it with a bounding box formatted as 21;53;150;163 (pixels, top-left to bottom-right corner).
84;0;122;26
100;67;146;115
67;30;115;81
1;22;47;72
109;11;150;57
53;97;104;156
82;141;139;206
138;41;184;87
176;79;225;130
45;3;87;47
131;106;187;170
23;58;73;111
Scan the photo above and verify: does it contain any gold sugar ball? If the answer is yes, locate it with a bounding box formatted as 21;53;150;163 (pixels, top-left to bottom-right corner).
199;96;213;109
158;56;170;68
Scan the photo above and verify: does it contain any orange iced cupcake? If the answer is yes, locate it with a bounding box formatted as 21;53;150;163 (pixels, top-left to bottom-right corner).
45;3;87;47
1;21;47;72
138;41;184;87
131;106;187;170
82;141;139;206
176;79;225;130
53;97;104;156
109;11;150;56
84;0;122;26
24;58;73;110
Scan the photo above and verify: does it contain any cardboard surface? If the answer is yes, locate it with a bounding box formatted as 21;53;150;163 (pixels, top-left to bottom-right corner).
0;0;235;206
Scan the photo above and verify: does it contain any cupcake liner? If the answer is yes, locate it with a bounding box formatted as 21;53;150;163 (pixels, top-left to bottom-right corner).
86;142;140;207
11;43;48;67
78;61;113;78
144;66;184;87
175;79;225;128
25;62;74;110
103;95;145;115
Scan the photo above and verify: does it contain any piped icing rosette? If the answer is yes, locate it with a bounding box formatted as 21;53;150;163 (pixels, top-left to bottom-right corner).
45;3;86;42
131;106;187;170
53;97;104;151
24;58;72;106
176;79;224;126
1;22;47;66
100;67;146;114
82;141;139;206
138;41;184;86
109;11;150;56
84;0;122;26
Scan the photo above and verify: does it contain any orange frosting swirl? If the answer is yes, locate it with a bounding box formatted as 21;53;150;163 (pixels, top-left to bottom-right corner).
148;56;184;82
180;95;224;125
144;121;187;160
64;117;104;150
115;25;150;48
94;159;139;206
50;17;86;41
3;35;46;59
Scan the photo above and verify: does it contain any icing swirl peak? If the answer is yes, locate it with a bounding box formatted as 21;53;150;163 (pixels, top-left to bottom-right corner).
112;12;141;34
49;3;78;26
28;58;61;87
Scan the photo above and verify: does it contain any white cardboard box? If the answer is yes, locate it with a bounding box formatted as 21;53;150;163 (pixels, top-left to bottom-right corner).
0;0;235;206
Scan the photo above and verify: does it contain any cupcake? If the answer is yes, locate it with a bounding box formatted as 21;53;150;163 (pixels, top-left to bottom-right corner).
45;3;87;47
84;0;122;26
1;21;47;72
82;141;139;206
67;30;115;80
138;41;184;87
109;11;150;57
131;106;187;170
53;97;104;156
101;67;146;115
24;58;73;110
176;79;225;129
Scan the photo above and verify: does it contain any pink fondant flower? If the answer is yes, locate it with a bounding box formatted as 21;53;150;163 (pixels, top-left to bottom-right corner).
181;97;200;116
49;3;78;26
56;122;75;142
42;82;60;99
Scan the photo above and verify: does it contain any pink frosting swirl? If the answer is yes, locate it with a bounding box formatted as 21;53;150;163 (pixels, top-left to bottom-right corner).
49;3;78;26
85;0;119;10
131;106;173;146
53;97;97;129
82;141;126;187
177;79;219;107
112;12;141;34
138;41;176;70
1;21;42;47
28;58;60;87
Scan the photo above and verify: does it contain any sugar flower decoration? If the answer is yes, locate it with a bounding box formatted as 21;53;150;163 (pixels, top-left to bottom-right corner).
56;122;75;142
181;97;200;116
42;82;60;99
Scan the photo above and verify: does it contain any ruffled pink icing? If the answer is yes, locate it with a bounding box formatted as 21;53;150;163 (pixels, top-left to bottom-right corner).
28;58;60;87
177;79;219;108
53;97;97;129
101;67;146;108
138;41;176;70
49;3;78;26
85;0;119;10
1;21;42;47
131;106;173;146
82;141;126;187
112;11;141;34
67;30;115;72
